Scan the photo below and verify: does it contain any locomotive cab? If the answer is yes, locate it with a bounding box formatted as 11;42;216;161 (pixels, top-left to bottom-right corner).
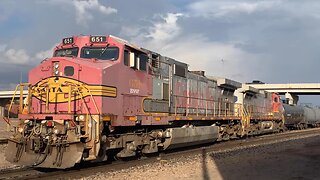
54;36;120;61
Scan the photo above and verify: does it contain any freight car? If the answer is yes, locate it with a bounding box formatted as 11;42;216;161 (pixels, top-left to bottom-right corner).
6;35;283;168
283;103;320;129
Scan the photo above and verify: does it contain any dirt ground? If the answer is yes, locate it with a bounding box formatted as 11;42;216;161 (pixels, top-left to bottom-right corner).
208;136;320;180
0;118;19;170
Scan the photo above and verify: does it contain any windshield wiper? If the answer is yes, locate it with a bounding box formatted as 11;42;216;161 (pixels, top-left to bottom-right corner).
99;44;110;57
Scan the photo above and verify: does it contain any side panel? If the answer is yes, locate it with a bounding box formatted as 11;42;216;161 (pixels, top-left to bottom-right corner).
172;75;187;115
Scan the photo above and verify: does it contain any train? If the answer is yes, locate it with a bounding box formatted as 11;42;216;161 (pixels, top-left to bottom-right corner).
4;35;320;169
283;103;320;129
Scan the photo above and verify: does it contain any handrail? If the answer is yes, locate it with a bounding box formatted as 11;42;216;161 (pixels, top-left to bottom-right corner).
74;87;91;138
173;94;280;119
74;86;100;144
83;86;100;115
7;84;20;119
68;85;72;113
7;83;29;118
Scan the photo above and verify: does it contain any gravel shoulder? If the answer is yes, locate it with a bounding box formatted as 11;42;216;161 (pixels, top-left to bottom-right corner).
80;132;320;180
0;119;19;170
0;128;319;180
0;144;18;170
0;118;19;139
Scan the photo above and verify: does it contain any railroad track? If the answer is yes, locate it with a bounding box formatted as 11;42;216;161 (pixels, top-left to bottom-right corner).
1;128;320;180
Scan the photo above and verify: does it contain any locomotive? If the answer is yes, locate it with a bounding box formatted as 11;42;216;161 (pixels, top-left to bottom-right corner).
6;35;286;168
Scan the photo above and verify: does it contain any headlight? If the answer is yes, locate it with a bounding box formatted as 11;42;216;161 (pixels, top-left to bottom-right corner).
53;62;60;76
79;115;85;121
41;120;47;124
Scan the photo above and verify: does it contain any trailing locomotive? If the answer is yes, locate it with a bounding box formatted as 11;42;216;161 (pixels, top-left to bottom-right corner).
6;35;284;168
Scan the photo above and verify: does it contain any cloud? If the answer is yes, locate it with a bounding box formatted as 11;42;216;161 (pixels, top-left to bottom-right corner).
157;35;257;81
146;13;184;44
34;44;57;60
127;13;256;81
48;0;117;26
0;44;55;65
188;0;280;18
4;49;30;64
71;0;117;25
35;49;53;60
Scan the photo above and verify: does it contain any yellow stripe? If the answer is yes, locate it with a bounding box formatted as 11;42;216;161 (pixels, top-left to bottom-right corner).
89;85;117;97
32;77;117;103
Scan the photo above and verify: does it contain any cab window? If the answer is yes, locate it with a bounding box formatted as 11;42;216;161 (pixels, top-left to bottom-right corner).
139;54;148;71
124;50;129;66
125;49;148;72
54;48;79;57
80;47;119;60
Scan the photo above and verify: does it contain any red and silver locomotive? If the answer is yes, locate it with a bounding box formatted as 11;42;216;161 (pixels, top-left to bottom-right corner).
6;35;283;168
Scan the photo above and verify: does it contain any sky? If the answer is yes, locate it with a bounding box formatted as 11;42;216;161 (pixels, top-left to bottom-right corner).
1;0;320;103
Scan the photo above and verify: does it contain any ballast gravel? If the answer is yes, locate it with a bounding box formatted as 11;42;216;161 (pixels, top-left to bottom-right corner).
0;130;319;179
0;144;18;170
80;133;320;180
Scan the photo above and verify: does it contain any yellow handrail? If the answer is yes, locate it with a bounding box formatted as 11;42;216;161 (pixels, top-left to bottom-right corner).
7;84;20;119
83;86;100;115
74;87;99;144
68;85;72;113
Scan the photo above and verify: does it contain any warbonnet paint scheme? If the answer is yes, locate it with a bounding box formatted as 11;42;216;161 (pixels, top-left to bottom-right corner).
6;35;286;168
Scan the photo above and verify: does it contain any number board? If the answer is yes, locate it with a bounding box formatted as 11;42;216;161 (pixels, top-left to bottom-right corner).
90;36;107;43
62;37;74;45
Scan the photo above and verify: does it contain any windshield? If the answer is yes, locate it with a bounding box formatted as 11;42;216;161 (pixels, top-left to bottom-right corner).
54;48;79;57
80;47;119;60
